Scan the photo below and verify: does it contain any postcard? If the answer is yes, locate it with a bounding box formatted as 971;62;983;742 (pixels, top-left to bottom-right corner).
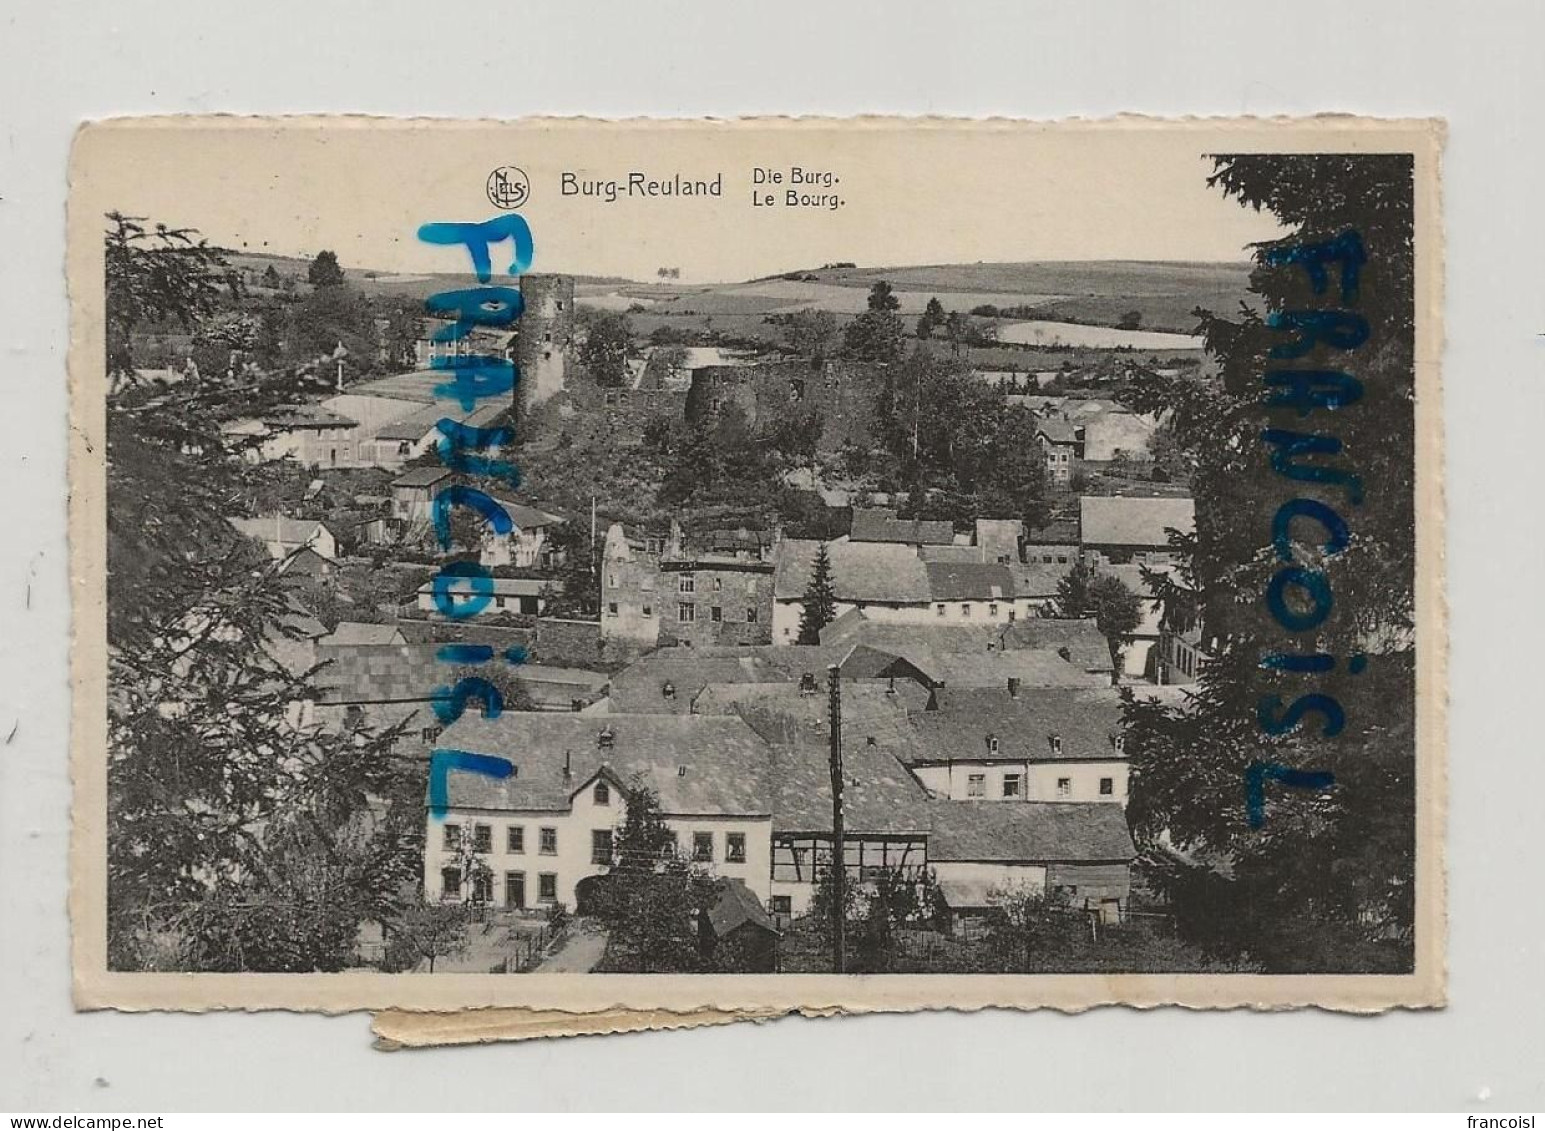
68;115;1444;1014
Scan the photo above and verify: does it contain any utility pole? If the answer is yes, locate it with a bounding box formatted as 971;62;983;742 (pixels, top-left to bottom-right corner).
826;663;846;974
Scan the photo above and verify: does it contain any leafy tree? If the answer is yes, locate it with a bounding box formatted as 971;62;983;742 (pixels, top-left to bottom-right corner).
544;521;600;618
600;784;717;972
260;264;282;289
841;282;905;362
383;901;470;973
307;249;345;288
578;311;633;386
1119;154;1418;972
796;543;838;644
1056;562;1142;678
916;296;946;340
1118;310;1143;330
782;308;839;360
286;282;377;367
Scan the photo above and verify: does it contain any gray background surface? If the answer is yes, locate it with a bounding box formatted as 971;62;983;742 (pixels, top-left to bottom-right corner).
2;0;1541;1111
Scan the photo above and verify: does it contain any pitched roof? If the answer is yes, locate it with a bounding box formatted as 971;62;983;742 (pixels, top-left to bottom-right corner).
414;577;548;598
924;561;1016;601
772;539;930;603
433;713;773;817
315;643;449;704
1036;419;1082;444
373;402;506;442
484;499;566;530
230;515;334;558
919;650;1108;691
849;507;955;545
1010;564;1071;599
608;652;787;713
1079;495;1195;548
321;622;407;647
903;686;1127;764
928;801;1136;863
818;610;1002;653
997;617;1113;672
706;878;779;937
691;680;926;744
768;732;933;836
392;465;455;489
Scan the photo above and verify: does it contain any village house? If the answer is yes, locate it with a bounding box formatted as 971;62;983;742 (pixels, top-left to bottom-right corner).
928;801;1136;926
899;686;1131;805
599;522;777;649
230;514;339;565
424;713;775;909
1078;494;1195;567
771;539;1048;642
389;465;454;525
476;500;566;570
1035;418;1084;485
848;506;956;549
411;575;550;618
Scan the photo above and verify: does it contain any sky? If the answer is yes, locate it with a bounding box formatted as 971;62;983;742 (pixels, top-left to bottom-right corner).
75;119;1298;283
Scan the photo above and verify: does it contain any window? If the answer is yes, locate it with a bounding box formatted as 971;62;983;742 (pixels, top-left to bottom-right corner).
442;824;461;851
1042;554;1053;564
661;830;679;860
539;827;557;855
936;604;946;617
594;781;611;805
746;607;758;623
1003;773;1022;798
712;577;722;591
710;606;722;622
440;867;461;900
421;725;443;743
473;823;492;853
678;602;695;623
961;605;971;617
987;735;1000;754
1099;777;1115;796
504;871;525;908
726;833;747;863
771;896;792;916
607;602;618;616
988;603;999;618
967;773;986;798
679;574;695;594
642;604;654;617
591;829;613;864
538;873;557;902
507;826;525;854
692;832;714;862
609;573;619;588
471;870;493;903
1057;777;1072;798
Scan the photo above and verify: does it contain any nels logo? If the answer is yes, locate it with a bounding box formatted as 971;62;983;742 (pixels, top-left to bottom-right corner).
486;166;531;210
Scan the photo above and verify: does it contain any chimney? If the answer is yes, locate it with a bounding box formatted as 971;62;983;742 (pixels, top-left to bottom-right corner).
677;764;688;777
1007;676;1021;699
563;750;572;780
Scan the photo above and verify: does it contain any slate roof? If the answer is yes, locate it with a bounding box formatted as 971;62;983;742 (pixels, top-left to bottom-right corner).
321;622;406;647
996;617;1113;672
690;680;924;746
373;402;505;442
902;686;1126;764
1011;563;1071;598
1036;419;1082;444
433;713;773;817
230;515;332;553
768;732;933;836
928;801;1136;863
316;644;449;704
392;466;455;489
1079;495;1195;549
849;507;955;545
817;611;1003;653
772;539;930;603
483;499;565;530
918;650;1108;691
924;561;1016;601
262;406;358;429
706;878;779;937
608;653;788;713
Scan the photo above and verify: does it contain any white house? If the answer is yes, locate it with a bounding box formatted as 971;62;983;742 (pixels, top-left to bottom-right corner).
478;500;566;570
229;514;339;564
412;576;550;618
900;686;1132;806
928;800;1136;924
424;713;775;909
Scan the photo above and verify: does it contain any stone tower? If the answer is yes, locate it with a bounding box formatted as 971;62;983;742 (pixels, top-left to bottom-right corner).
516;273;575;408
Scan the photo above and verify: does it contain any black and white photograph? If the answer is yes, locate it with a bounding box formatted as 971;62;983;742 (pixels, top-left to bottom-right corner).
67;117;1443;1014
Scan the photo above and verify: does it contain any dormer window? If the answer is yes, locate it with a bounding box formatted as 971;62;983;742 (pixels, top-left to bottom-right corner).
662;681;676;700
597;726;615;749
798;672;818;696
594;780;610;805
1050;734;1063;756
1113;734;1126;754
986;734;1000;755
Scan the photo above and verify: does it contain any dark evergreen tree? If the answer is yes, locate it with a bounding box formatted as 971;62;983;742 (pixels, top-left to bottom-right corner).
796;543;838;644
